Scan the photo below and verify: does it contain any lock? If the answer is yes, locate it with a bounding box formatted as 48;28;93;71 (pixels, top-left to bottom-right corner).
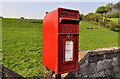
68;34;71;39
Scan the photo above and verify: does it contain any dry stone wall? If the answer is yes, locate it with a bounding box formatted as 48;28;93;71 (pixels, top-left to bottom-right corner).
66;47;120;79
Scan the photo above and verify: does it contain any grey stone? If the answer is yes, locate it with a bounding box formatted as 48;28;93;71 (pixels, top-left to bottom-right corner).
79;59;89;66
96;59;111;71
78;66;89;76
94;71;106;77
97;54;105;61
111;57;118;66
74;71;78;77
82;75;88;77
114;73;120;79
104;69;111;76
113;66;120;74
105;53;115;59
118;55;120;66
89;63;97;74
88;55;99;63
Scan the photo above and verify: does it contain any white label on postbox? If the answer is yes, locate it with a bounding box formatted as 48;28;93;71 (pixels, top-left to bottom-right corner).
65;41;73;61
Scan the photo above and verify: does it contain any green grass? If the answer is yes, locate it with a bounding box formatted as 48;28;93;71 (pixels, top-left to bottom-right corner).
2;18;44;77
79;21;118;50
2;18;118;77
108;18;119;23
0;18;2;62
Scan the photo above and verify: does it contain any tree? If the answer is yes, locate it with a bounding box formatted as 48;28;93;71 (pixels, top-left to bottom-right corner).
91;13;102;22
84;13;94;21
95;6;108;14
112;12;119;18
106;3;113;8
79;14;84;21
113;2;120;8
106;3;113;14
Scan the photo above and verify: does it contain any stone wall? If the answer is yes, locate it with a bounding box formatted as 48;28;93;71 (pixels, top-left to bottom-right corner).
66;47;120;79
1;64;24;78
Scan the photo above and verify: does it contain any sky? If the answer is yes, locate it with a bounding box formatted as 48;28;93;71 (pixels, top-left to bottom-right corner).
0;0;119;19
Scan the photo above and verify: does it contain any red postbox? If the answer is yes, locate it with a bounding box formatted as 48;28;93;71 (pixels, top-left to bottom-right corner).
43;8;79;74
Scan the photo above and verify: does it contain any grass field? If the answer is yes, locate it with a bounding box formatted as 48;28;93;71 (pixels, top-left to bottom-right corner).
108;18;119;23
2;18;44;77
79;21;118;50
2;18;118;77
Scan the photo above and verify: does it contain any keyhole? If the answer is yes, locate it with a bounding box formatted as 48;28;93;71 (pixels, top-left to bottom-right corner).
68;34;71;39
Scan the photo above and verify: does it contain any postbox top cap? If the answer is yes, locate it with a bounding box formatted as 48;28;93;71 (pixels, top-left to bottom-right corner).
57;7;79;12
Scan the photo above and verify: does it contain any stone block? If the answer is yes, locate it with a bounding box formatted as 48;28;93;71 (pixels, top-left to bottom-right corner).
96;59;112;71
111;57;118;66
94;71;106;77
113;66;120;74
105;53;116;59
97;54;105;61
89;63;97;74
88;55;99;63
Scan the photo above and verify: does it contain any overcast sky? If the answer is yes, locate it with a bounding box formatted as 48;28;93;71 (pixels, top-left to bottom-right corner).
0;0;119;19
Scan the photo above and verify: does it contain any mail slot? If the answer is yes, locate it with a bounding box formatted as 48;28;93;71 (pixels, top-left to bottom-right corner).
43;8;79;74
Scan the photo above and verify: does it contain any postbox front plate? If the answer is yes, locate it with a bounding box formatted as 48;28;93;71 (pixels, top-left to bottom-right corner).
63;38;75;64
65;40;73;61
